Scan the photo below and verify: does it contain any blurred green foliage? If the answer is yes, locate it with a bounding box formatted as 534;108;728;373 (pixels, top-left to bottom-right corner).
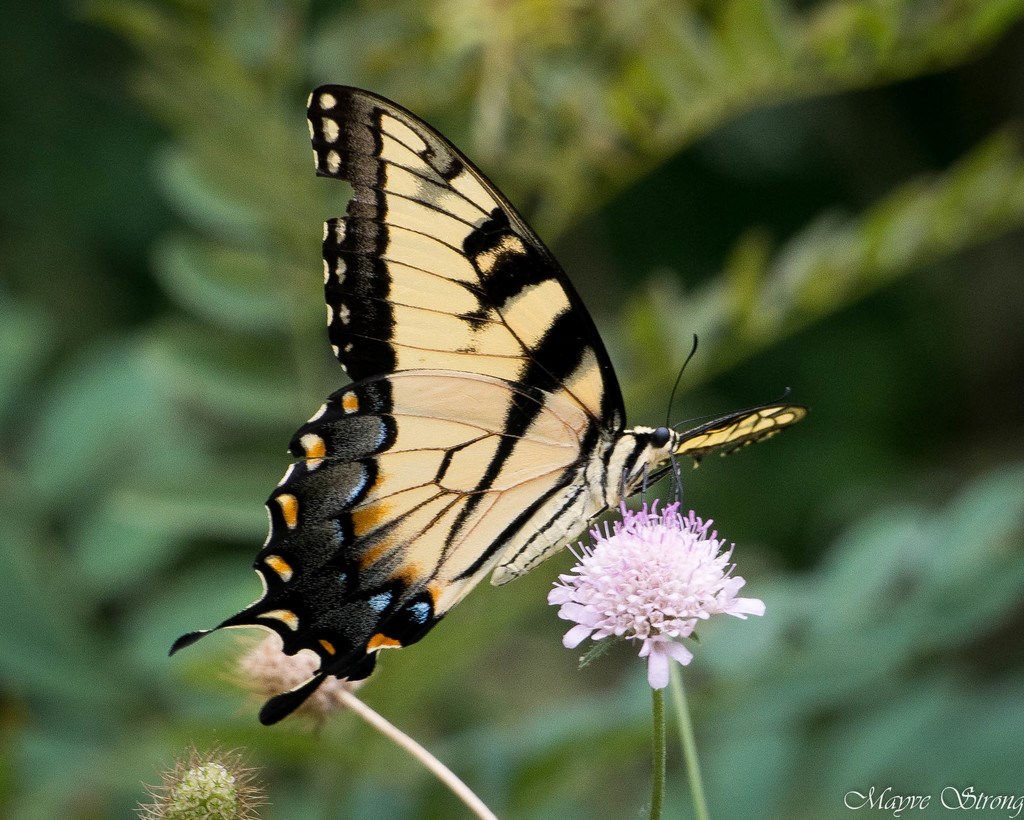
2;0;1023;818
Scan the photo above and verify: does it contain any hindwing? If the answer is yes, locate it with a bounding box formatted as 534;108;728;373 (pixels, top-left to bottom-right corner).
195;370;605;722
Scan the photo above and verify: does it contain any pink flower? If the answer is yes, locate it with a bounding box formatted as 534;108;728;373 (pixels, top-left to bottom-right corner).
549;502;765;689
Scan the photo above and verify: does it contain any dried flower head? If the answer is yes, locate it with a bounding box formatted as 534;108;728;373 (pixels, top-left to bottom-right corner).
236;633;363;724
549;501;765;689
138;746;265;820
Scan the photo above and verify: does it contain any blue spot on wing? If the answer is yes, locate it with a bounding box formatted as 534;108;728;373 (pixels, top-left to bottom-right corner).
368;591;392;613
408;601;431;624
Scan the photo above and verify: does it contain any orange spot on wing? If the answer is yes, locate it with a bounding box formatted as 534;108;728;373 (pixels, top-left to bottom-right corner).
351;500;391;538
276;494;299;529
367;633;402;651
357;535;397;571
301;433;327;460
391;563;424;586
319;639;336;655
258;609;299;630
264;554;293;581
342;392;359;413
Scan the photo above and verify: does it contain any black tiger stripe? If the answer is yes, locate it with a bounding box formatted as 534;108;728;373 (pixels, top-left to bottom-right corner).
452;464;582;581
453;396;606;580
490;475;588;576
311;145;489;218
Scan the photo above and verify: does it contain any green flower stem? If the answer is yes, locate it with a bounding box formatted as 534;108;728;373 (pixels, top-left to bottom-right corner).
651;686;666;820
332;688;498;820
670;665;709;820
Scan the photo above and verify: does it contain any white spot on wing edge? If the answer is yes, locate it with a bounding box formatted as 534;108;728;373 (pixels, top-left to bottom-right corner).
322;117;340;143
319;91;337;110
326;150;341;174
308;402;328;423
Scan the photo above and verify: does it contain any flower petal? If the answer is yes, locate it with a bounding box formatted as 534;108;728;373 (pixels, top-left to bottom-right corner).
727;597;766;617
549;501;766;678
547;586;573;605
663;639;694;666
645;645;670;689
557;602;596;624
562;624;594;649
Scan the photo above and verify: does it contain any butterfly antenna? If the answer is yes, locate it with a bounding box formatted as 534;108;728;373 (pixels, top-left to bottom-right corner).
666;334;700;429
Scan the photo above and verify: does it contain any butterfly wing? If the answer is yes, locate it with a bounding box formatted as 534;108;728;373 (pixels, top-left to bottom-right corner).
308;85;624;428
173;87;628;723
229;370;599;722
674;404;808;464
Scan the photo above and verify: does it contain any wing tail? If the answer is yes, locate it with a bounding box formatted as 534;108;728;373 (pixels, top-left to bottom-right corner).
258;672;328;725
169;629;212;656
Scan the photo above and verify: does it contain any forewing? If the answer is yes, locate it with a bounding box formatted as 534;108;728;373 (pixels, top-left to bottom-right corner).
307;85;624;429
674;404;808;464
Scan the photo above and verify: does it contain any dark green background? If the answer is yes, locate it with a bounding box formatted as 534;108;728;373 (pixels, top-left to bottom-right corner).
2;1;1023;818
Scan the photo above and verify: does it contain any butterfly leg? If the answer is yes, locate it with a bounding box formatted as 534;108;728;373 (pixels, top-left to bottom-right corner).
669;452;684;506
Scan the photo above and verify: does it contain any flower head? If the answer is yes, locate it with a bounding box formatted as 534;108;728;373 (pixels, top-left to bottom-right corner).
549;501;765;689
138;746;265;820
236;634;364;724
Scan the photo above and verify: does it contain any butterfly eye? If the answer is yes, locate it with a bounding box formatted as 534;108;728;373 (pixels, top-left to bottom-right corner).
650;426;671;448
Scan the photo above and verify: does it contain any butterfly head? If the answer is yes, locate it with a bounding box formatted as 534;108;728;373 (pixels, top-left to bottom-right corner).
611;425;683;500
612;402;807;502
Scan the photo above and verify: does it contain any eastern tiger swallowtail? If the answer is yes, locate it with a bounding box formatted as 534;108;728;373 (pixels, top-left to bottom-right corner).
171;86;807;724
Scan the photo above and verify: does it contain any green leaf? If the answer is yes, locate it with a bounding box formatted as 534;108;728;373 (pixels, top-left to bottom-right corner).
73;460;270;596
0;299;54;422
143;321;326;428
624;132;1024;397
152;234;300;333
153;146;267;242
21;340;189;505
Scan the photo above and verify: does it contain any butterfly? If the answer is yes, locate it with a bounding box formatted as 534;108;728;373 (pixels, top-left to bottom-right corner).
171;86;807;724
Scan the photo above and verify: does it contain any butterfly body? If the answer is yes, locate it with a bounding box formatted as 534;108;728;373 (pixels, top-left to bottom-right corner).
171;86;806;723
